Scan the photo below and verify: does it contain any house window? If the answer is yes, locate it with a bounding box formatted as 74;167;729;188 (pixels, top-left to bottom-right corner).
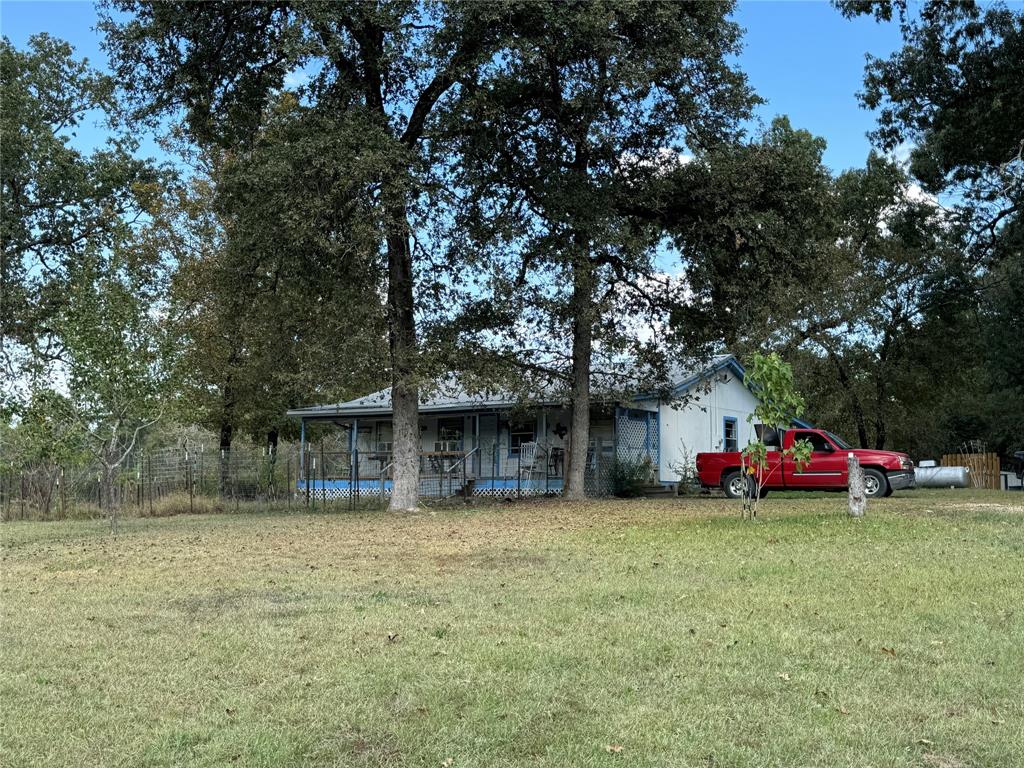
723;417;738;452
436;417;464;452
375;422;393;453
507;419;535;456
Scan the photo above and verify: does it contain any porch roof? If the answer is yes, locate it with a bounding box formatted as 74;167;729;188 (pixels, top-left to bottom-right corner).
287;354;738;420
286;382;563;420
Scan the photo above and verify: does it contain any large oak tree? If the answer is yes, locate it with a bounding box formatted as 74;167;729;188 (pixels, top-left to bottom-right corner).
101;1;528;509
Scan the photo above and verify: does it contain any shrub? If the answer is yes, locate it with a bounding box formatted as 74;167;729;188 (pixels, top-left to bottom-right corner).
609;456;653;498
147;492;224;517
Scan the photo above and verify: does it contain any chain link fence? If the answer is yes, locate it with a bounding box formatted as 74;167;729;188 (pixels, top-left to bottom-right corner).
1;444;304;521
1;438;633;521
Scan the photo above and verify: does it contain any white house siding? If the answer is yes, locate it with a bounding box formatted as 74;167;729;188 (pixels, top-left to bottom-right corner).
656;370;759;483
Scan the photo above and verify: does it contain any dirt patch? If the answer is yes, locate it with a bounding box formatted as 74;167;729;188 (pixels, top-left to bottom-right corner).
469;549;551;570
939;502;1024;514
168;588;306;619
923;753;967;768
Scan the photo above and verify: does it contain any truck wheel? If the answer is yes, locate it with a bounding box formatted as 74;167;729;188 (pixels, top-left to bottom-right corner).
863;468;889;498
759;488;770;499
722;471;752;499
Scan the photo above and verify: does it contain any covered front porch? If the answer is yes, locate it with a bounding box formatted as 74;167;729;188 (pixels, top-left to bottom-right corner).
293;404;658;499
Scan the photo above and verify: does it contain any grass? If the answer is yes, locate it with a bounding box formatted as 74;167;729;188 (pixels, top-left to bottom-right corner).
2;490;1022;767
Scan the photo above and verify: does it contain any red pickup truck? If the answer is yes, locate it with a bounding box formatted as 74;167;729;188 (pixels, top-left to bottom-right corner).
696;427;916;499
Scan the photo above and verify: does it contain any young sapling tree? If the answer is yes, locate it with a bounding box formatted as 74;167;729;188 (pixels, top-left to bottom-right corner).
739;352;812;519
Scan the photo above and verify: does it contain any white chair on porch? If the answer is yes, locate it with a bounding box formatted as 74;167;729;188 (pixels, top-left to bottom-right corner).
518;442;544;491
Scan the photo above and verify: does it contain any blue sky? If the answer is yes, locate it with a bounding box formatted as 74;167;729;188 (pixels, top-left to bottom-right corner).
1;0;904;172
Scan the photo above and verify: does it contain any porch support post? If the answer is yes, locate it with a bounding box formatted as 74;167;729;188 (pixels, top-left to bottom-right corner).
299;418;306;482
541;410;548;493
350;418;358;472
613;406;620;460
474;413;480;478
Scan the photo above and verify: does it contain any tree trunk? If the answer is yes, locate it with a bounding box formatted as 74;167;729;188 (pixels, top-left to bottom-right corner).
826;349;870;448
874;332;893;450
102;464;118;534
873;374;888;450
218;420;233;497
266;428;279;497
564;258;596;500
386;213;420;512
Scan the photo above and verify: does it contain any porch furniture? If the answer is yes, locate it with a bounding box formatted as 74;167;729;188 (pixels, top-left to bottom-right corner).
434;440;463;452
548;447;565;477
425;450;464;475
519;442;539;472
518;442;546;490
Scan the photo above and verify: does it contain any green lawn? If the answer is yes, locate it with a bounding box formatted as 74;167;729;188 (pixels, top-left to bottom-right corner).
2;491;1022;767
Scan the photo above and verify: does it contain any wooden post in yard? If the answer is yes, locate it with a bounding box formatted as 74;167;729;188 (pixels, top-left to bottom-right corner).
847;452;866;517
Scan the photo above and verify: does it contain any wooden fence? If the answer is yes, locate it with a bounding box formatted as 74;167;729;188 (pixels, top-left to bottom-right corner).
941;452;1001;490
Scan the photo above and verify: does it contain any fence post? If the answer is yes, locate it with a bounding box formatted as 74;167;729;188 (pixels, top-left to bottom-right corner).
321;443;327;509
186;450;194;515
847;453;866;517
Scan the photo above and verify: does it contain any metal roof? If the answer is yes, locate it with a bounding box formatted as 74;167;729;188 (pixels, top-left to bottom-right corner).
287;354;737;420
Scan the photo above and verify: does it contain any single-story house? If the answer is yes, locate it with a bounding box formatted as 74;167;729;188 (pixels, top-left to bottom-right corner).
287;353;797;498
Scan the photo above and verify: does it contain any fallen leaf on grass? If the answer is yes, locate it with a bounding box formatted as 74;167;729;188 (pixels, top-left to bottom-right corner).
835;706;850;715
441;759;454;767
777;673;791;681
917;738;934;746
387;632;399;643
880;646;897;657
605;744;624;754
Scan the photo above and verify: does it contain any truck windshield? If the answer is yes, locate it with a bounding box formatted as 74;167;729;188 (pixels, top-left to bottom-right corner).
827;432;852;450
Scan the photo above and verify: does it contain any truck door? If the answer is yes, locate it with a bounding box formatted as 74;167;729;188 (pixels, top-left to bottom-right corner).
783;431;847;488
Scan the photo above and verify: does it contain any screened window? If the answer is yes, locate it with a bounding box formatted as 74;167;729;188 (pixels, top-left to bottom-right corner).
508;420;535;456
436;417;464;451
723;417;738;452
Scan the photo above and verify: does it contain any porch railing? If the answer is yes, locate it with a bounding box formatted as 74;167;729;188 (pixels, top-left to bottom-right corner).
295;438;620;502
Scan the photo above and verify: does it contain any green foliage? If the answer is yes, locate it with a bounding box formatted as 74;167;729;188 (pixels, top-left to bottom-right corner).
608;456;654;498
153;144;385;450
3;390;87;468
838;1;1023;210
744;352;807;431
663;117;838;352
740;352;810;517
801;2;1024;457
0;33;163;400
